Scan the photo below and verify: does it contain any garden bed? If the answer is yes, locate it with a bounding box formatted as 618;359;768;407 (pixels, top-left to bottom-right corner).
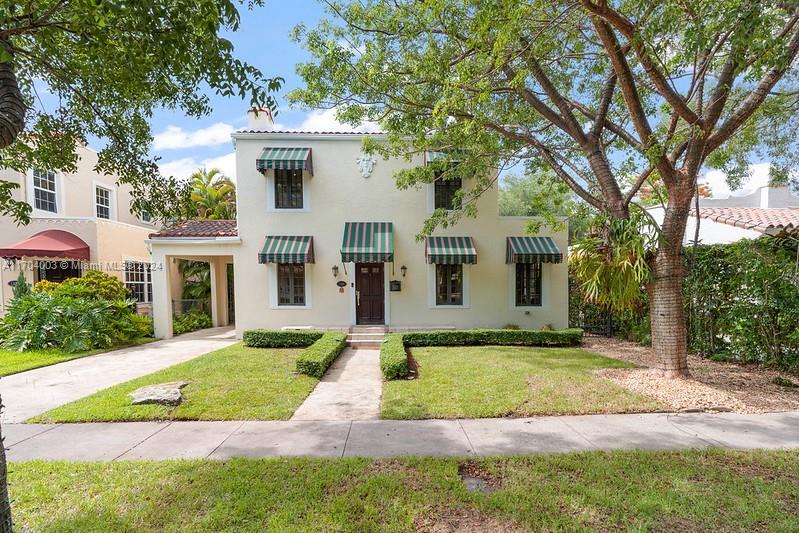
9;450;799;531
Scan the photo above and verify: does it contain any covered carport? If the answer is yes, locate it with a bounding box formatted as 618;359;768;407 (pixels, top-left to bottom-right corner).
146;220;239;339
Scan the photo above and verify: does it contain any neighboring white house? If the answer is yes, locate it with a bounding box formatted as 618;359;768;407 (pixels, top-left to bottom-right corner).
0;143;157;315
147;109;569;338
648;185;799;245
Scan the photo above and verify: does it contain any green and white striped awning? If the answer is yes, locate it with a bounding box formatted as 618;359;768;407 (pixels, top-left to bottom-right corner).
340;222;394;263
506;236;562;264
425;150;461;164
258;235;314;264
256;147;313;174
425;236;477;264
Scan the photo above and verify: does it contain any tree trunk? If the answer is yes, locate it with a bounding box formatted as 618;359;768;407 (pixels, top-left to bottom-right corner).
648;195;691;377
0;397;12;533
0;51;26;150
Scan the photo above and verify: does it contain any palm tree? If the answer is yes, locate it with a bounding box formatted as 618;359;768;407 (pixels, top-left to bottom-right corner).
189;168;236;220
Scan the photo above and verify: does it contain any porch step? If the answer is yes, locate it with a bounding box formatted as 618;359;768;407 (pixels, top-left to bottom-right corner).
347;327;386;349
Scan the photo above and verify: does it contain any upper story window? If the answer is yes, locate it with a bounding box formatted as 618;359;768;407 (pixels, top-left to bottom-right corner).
124;261;152;303
140;210;152;224
274;169;303;209
515;262;542;306
95;185;112;219
33;169;58;213
433;172;462;210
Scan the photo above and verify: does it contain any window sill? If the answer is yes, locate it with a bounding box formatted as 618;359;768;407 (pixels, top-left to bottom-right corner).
429;304;470;310
267;208;311;213
271;304;312;310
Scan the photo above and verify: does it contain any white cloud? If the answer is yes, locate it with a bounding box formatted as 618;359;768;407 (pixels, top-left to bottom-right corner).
152;122;235;150
280;108;380;133
158;152;236;182
701;163;771;199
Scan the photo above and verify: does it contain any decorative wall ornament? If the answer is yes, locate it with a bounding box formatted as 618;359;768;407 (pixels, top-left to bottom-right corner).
356;152;377;178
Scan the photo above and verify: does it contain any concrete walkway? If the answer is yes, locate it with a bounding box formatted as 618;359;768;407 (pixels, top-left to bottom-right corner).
291;347;382;421
0;327;237;423
4;411;798;461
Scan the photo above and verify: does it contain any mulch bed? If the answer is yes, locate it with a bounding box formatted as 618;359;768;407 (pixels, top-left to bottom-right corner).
585;337;799;414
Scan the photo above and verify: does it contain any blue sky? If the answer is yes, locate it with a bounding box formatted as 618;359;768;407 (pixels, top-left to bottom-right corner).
135;1;770;198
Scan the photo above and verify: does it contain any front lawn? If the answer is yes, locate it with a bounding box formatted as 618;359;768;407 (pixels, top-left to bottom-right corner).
31;343;317;422
382;346;664;419
9;450;799;531
0;338;155;377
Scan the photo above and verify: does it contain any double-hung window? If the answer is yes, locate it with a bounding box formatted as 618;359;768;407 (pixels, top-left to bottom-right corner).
125;261;153;303
95;186;112;219
274;169;303;209
33;169;58;213
515;262;542;306
277;264;305;305
435;264;463;305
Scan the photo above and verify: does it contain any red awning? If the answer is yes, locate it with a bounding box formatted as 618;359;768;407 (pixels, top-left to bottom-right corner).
0;230;90;261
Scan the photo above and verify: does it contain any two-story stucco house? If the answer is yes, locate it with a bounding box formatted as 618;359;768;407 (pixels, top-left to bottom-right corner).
0;143;156;315
147;109;569;338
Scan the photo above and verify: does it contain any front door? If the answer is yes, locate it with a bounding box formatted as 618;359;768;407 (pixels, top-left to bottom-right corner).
356;263;384;325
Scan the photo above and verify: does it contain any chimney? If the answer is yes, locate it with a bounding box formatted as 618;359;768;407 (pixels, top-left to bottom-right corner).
247;106;274;131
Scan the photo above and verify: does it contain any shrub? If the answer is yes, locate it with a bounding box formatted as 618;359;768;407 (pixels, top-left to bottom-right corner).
401;328;583;348
243;329;324;348
380;334;409;379
380;328;584;379
12;271;30;299
56;270;131;301
33;280;60;293
172;312;212;336
296;332;347;378
129;313;155;338
0;292;144;353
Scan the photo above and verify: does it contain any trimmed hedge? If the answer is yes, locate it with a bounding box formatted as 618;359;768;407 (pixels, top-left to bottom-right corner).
243;329;324;348
380;328;584;379
380;334;409;380
296;332;348;378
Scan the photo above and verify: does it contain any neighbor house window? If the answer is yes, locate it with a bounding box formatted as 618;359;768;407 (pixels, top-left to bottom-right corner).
95;186;112;219
125;261;152;303
277;263;305;305
274;169;303;209
140;210;152;224
33;169;58;213
433;172;462;210
435;264;463;305
516;263;542;306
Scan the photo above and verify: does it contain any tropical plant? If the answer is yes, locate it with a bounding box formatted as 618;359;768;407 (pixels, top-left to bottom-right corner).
11;271;29;300
179;260;212;303
173;312;212;336
0;1;280;225
55;270;131;302
292;1;799;376
189;168;236;220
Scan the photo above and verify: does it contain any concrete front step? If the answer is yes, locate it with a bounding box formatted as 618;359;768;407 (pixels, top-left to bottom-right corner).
347;326;387;349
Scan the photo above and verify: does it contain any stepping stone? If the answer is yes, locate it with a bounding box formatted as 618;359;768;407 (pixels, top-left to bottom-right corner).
129;381;189;405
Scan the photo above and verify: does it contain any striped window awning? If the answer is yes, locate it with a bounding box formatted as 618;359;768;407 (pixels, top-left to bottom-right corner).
506;236;562;264
258;235;315;264
340;222;394;263
425;236;477;264
425;150;461;164
256;147;313;174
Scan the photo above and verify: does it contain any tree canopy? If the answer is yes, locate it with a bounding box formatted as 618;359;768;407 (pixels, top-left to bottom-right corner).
188;167;236;220
0;0;280;225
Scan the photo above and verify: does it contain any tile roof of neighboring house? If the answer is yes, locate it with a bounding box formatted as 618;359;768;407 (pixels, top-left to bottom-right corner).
149;220;238;239
693;207;799;234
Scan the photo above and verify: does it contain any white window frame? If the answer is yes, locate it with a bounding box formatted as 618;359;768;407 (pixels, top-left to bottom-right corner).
425;167;464;214
124;260;153;304
139;210;153;224
266;170;311;213
508;262;548;310
427;262;471;309
268;263;312;309
93;182;116;220
27;169;63;216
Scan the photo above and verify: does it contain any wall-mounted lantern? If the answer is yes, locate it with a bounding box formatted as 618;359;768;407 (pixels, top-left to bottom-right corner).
400;265;407;277
332;264;339;278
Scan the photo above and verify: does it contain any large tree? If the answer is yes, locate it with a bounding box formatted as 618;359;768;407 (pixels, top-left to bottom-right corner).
189;167;237;220
0;0;280;224
292;0;799;377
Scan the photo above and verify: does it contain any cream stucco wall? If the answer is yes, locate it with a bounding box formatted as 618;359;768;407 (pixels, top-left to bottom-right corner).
223;133;568;335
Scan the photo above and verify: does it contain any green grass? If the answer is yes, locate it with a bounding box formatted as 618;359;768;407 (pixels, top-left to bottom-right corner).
31;343;318;423
8;450;799;531
382;346;664;419
0;338;156;377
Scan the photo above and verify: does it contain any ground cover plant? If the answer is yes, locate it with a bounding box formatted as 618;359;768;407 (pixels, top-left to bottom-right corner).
382;346;663;419
8;450;799;531
31;343;316;423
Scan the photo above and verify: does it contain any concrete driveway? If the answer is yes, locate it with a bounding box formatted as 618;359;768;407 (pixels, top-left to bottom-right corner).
0;327;237;423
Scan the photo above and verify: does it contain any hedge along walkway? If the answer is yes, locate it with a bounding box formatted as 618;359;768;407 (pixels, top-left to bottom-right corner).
291;347;382;421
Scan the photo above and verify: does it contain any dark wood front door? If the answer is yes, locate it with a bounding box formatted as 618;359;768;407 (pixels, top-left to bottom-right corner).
356;263;385;325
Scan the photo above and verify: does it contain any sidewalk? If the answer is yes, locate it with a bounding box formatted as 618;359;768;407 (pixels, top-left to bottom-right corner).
0;327;237;423
291;347;382;421
5;411;798;461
